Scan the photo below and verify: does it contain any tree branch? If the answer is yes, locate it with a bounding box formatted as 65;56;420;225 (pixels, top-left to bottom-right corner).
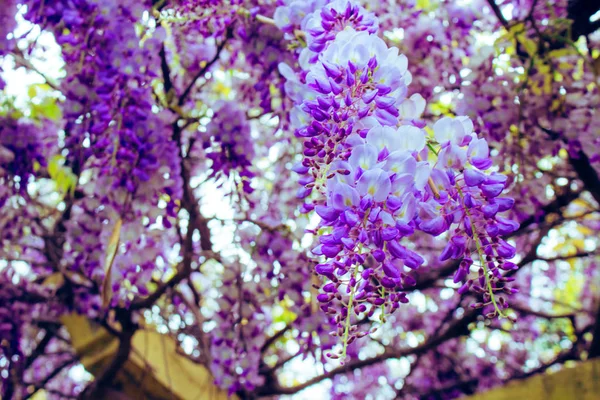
539;120;600;207
510;303;576;320
538;251;600;263
78;311;136;399
11;48;61;91
257;310;479;396
159;43;174;97
485;0;510;29
24;329;55;370
513;187;581;236
23;357;78;400
178;30;231;106
261;324;292;354
258;226;548;396
588;305;600;358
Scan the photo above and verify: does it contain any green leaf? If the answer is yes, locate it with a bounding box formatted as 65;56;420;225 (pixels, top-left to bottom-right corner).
415;0;430;10
517;34;538;57
31;97;62;121
27;85;37;99
48;155;77;195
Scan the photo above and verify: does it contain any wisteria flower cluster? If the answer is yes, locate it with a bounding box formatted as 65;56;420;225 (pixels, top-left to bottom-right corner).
276;0;520;357
193;101;255;193
210;263;268;394
22;0;182;310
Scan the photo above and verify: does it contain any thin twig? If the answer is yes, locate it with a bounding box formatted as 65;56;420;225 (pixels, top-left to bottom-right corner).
178;29;231;106
485;0;510;29
11;48;61;91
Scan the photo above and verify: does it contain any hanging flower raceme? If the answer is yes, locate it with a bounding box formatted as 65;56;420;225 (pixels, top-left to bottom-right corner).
20;0;183;308
210;262;269;395
0;116;57;196
428;117;520;316
275;0;520;357
301;0;379;62
196;101;255;193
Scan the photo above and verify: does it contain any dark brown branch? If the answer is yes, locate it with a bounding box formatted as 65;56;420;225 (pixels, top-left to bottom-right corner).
159;43;174;97
131;142;216;309
510;303;576;320
132;47;218;309
567;150;600;206
538;251;600;263
261;324;292;353
568;0;600;38
23;357;78;400
513;187;581;236
394;354;424;398
514;349;578;380
130;276;180;309
129;161;216;311
257;310;478;397
261;349;304;374
539;125;600;206
515;322;593;380
485;0;510;29
410;198;554;291
78;311;136;399
24;329;55;369
258;227;548;396
178;30;231;106
11;48;61;90
407;326;588;399
588;304;600;358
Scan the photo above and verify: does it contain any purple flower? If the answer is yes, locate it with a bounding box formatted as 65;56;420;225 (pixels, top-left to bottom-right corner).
329;182;361;210
356;168;391;202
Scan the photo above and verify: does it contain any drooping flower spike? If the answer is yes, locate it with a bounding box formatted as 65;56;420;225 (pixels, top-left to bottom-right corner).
276;0;519;358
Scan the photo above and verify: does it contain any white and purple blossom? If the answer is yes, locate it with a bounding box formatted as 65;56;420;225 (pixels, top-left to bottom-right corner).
278;0;519;357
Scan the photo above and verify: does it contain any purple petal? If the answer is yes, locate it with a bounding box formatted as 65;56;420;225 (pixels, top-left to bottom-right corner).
316;205;340;222
383;262;401;279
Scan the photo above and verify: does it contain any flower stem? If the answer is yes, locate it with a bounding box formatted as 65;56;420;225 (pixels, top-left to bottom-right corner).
416;153;440;199
458;187;506;318
341;268;358;359
255;14;276;25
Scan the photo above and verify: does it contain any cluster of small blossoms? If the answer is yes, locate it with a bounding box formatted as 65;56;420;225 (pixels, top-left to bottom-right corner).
428;116;520;317
0;116;57;196
275;0;519;356
171;22;217;77
0;0;17;89
209;262;268;395
171;0;246;39
300;0;379;63
22;0;182;307
0;116;59;283
195;101;255;193
0;269;26;398
24;0;182;213
0;267;61;398
273;0;327;40
169;0;293;115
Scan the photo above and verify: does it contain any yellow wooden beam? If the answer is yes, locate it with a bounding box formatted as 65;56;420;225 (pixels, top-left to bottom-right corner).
60;314;233;400
466;358;600;400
